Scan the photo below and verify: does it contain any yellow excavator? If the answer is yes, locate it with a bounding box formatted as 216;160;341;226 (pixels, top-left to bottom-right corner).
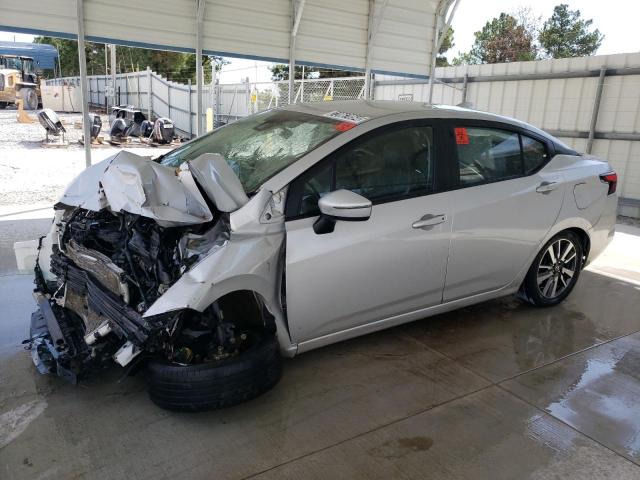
0;55;40;110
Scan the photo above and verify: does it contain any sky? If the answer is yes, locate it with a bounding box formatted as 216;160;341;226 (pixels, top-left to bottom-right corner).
1;0;639;82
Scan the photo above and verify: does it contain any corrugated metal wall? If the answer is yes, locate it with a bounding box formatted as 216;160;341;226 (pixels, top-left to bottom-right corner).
375;52;640;212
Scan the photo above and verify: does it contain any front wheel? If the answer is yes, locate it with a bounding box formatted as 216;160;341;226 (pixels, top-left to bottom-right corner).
521;231;583;307
147;332;282;412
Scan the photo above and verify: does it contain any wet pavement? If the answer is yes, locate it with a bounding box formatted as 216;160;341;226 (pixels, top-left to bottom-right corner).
1;214;640;479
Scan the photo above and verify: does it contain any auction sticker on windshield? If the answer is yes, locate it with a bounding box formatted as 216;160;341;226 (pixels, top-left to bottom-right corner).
324;111;369;124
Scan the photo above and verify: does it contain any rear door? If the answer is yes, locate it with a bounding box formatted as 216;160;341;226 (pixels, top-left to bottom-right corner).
284;121;452;343
443;123;565;302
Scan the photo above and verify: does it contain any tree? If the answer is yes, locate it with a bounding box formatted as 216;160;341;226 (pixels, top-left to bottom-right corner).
270;64;362;81
33;36;226;82
453;13;537;65
539;4;603;58
436;27;455;67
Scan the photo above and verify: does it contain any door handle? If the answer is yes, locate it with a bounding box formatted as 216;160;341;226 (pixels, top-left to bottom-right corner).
412;214;446;229
536;181;559;194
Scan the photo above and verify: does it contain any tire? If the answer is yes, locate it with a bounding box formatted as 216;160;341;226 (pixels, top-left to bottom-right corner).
521;231;583;307
147;332;282;412
23;89;38;110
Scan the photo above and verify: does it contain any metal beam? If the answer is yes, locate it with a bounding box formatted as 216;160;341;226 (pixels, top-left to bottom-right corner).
436;0;459;53
289;0;306;104
428;0;458;104
545;130;640;142
364;0;389;99
195;0;205;135
587;66;607;154
110;44;116;109
377;66;640;86
76;0;91;168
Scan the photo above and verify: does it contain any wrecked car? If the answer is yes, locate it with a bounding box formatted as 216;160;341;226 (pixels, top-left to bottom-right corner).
24;101;617;411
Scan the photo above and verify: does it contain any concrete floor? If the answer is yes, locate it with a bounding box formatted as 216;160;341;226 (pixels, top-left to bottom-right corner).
1;208;640;479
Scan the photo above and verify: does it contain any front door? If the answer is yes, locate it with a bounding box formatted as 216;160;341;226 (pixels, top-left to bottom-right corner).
284;122;452;343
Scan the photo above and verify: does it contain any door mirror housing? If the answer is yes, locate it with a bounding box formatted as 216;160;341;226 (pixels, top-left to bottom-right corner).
314;189;372;234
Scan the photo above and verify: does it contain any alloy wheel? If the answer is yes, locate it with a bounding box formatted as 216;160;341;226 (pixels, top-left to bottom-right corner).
536;238;579;299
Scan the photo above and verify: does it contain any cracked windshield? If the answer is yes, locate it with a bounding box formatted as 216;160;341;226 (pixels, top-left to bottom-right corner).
160;110;344;193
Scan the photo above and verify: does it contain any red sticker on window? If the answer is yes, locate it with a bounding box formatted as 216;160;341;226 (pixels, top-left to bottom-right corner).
334;121;356;132
455;127;469;145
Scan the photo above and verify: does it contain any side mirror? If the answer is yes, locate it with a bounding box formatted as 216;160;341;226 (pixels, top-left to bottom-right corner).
314;189;372;234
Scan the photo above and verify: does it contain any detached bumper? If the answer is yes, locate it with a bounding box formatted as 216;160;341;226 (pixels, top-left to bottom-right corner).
29;292;80;383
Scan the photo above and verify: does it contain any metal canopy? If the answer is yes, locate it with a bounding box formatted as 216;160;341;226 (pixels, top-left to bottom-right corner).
2;0;458;168
2;0;456;78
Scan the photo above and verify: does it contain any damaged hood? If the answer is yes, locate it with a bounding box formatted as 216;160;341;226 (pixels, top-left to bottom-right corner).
59;151;249;226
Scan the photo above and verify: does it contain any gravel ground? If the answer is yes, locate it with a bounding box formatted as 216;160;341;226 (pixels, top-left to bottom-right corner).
0;110;176;206
0;109;91;149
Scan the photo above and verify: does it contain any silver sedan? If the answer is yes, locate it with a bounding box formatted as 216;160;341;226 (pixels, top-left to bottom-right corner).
25;101;617;410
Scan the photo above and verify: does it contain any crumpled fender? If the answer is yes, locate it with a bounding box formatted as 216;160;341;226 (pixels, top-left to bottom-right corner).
144;232;283;317
143;190;293;353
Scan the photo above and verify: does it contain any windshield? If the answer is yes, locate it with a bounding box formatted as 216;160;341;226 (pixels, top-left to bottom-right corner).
160;110;347;193
2;57;22;70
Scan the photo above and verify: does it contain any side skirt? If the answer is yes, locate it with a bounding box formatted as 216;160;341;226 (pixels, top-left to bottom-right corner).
293;284;519;355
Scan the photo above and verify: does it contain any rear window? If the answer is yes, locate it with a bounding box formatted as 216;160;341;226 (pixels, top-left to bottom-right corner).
455;127;548;187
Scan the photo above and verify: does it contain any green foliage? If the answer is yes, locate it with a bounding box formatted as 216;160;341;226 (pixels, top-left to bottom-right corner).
539;4;603;58
464;13;537;65
33;36;227;82
270;64;363;81
453;4;603;66
436;27;455;67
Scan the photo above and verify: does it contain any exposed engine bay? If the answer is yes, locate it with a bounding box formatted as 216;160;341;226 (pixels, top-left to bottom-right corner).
28;150;279;383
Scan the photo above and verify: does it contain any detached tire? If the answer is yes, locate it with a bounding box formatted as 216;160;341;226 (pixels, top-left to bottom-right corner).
23;89;39;110
147;333;282;412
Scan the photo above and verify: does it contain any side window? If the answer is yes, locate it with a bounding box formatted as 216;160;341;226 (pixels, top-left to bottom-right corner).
335;126;433;203
288;125;434;218
298;162;333;217
455;127;522;186
521;135;548;174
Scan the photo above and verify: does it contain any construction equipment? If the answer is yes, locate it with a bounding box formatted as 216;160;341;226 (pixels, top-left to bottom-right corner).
0;55;40;110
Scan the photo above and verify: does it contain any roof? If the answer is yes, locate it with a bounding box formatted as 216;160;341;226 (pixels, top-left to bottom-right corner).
284;100;568;146
0;41;58;69
284;100;523;123
1;0;452;78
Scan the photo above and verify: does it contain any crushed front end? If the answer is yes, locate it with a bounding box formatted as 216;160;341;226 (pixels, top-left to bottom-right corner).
26;151;264;383
30;206;233;382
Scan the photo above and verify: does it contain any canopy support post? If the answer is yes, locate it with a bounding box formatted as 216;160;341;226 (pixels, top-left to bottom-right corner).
429;0;459;104
76;0;91;168
364;0;388;100
196;0;205;135
110;44;117;109
289;0;306;104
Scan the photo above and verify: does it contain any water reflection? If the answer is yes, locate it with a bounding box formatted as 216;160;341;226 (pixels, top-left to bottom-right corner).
545;338;640;459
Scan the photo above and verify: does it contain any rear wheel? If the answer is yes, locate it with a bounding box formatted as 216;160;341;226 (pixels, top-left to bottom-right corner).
521;231;583;307
147;331;282;412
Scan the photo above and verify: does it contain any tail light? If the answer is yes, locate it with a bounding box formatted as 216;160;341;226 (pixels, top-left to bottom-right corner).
599;172;617;195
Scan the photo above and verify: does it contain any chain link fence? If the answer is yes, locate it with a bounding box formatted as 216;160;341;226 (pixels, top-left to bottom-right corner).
46;72;366;134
